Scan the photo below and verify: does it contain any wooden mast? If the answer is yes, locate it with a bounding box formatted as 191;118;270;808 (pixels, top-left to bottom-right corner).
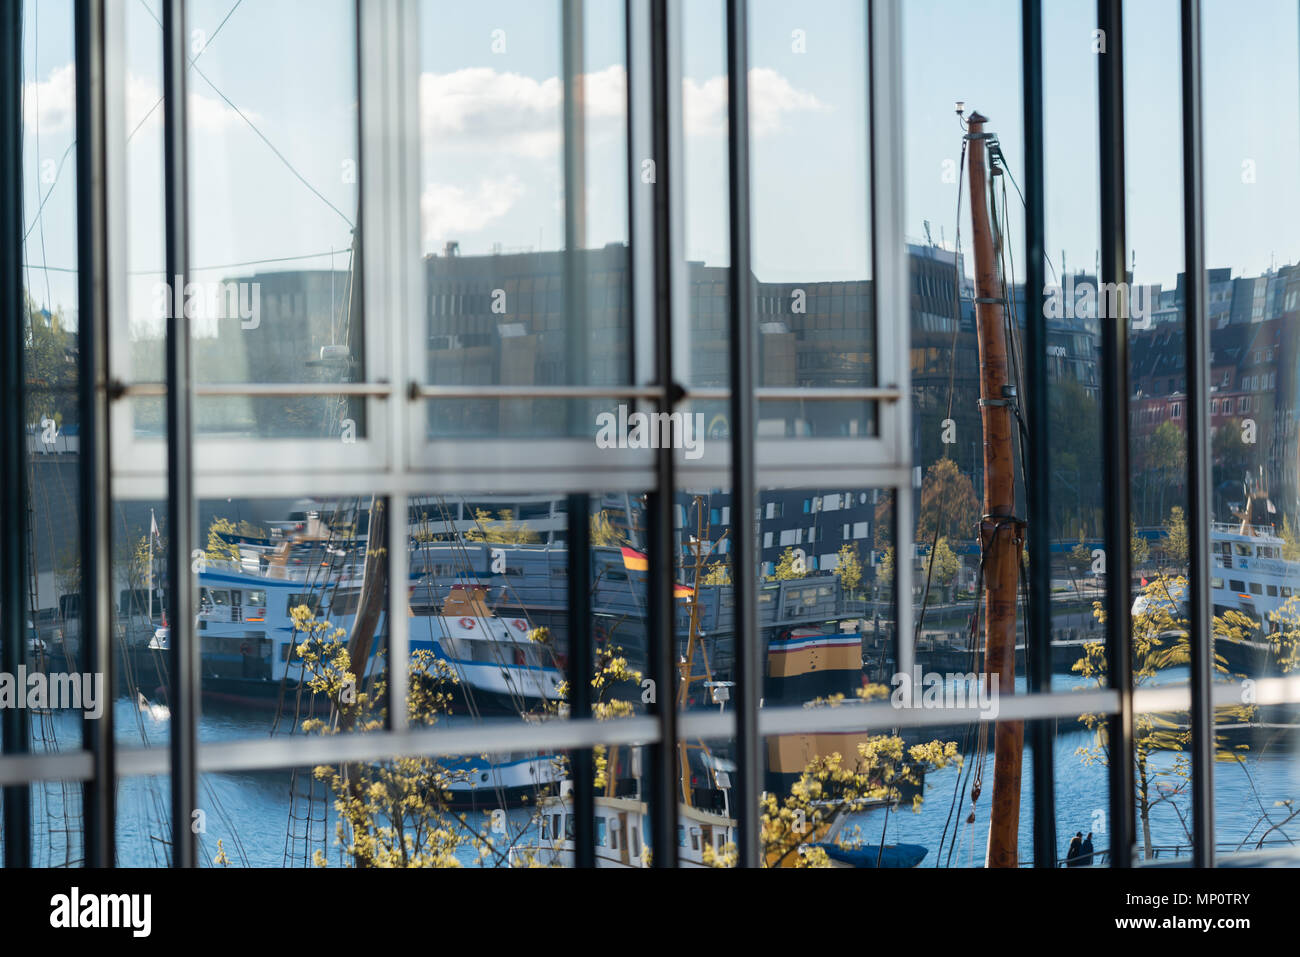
966;112;1025;868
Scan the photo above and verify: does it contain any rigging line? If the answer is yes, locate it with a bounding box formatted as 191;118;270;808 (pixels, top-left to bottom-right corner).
915;137;968;642
23;0;243;246
191;61;355;229
938;522;994;866
30;248;353;275
996;178;1036;682
993;150;1059;286
994;175;1032;478
20;142;74;244
133;249;354;274
126;0;245;144
135;0;354;229
30;1;52;309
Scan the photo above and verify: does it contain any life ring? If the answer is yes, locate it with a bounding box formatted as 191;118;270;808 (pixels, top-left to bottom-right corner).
512;619;527;632
458;617;476;629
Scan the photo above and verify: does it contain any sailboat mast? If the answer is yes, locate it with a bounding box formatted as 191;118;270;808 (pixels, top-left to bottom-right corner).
966;112;1025;867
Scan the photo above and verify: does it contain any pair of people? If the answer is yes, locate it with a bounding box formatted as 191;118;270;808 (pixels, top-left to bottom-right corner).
1064;831;1094;866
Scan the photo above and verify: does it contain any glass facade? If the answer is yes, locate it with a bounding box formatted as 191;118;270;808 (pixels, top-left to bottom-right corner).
1;0;1298;876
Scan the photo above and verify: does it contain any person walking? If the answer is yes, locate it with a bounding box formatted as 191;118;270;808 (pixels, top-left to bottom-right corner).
1079;832;1095;866
1065;831;1083;867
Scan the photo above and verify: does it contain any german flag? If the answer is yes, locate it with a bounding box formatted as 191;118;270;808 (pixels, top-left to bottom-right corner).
620;547;649;571
674;584;695;599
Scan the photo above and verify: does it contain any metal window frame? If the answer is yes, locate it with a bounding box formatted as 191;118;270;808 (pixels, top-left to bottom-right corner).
75;0;117;868
1097;0;1137;872
1021;0;1056;869
9;676;1298;787
106;0;393;495
1;0;32;870
161;0;198;869
1179;0;1214;869
7;0;1298;872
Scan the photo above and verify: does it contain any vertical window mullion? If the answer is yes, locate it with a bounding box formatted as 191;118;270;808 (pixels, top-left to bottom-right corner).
1;0;31;869
75;0;116;868
1021;0;1057;868
725;0;761;870
561;0;595;869
565;493;595;866
1097;0;1136;870
869;0;915;693
162;0;198;870
646;0;679;869
1179;0;1214;869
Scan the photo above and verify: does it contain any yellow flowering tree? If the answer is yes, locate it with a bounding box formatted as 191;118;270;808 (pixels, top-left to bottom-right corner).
290;604;507;868
707;686;960;868
1073;574;1257;859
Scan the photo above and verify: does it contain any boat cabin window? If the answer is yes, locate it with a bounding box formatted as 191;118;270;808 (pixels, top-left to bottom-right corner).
247;589;267;606
1235;544;1251;557
1230;580;1246;592
565;814;575;841
1211;578;1224;589
1283;587;1293;598
1267;585;1278;597
287;593;321;615
209;590;230;607
690;827;700;851
678;825;687;848
630;827;640;857
610;828;619;851
1250;583;1263;595
595;818;608;847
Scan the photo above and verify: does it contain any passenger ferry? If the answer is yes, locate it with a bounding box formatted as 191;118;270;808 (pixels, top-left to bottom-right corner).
440;752;565;808
1133;518;1298;635
1208;520;1298;628
151;555;563;713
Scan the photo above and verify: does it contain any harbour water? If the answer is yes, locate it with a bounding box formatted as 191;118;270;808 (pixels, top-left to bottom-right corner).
18;673;1299;867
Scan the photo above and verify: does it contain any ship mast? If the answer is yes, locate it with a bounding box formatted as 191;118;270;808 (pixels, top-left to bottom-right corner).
674;496;725;806
966;112;1025;867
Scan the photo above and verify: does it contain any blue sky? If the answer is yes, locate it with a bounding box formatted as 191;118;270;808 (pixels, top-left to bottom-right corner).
19;0;1300;329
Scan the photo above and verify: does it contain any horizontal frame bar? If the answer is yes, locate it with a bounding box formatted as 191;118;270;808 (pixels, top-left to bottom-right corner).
113;381;394;398
6;676;1295;787
685;386;903;402
413;384;665;401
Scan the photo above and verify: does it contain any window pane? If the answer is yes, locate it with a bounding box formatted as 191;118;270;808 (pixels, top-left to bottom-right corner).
417;1;632;438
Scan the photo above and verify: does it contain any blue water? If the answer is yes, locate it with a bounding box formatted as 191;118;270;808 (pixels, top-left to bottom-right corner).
18;689;1300;867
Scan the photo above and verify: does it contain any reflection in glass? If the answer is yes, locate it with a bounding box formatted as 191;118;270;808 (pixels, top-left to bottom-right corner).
418;1;632;437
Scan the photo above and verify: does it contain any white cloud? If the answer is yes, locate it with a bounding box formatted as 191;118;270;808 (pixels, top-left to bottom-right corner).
419;64;822;160
421;175;526;246
420;65;626;160
22;65;253;138
23;64;76;134
684;67;827;138
126;73;258;137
